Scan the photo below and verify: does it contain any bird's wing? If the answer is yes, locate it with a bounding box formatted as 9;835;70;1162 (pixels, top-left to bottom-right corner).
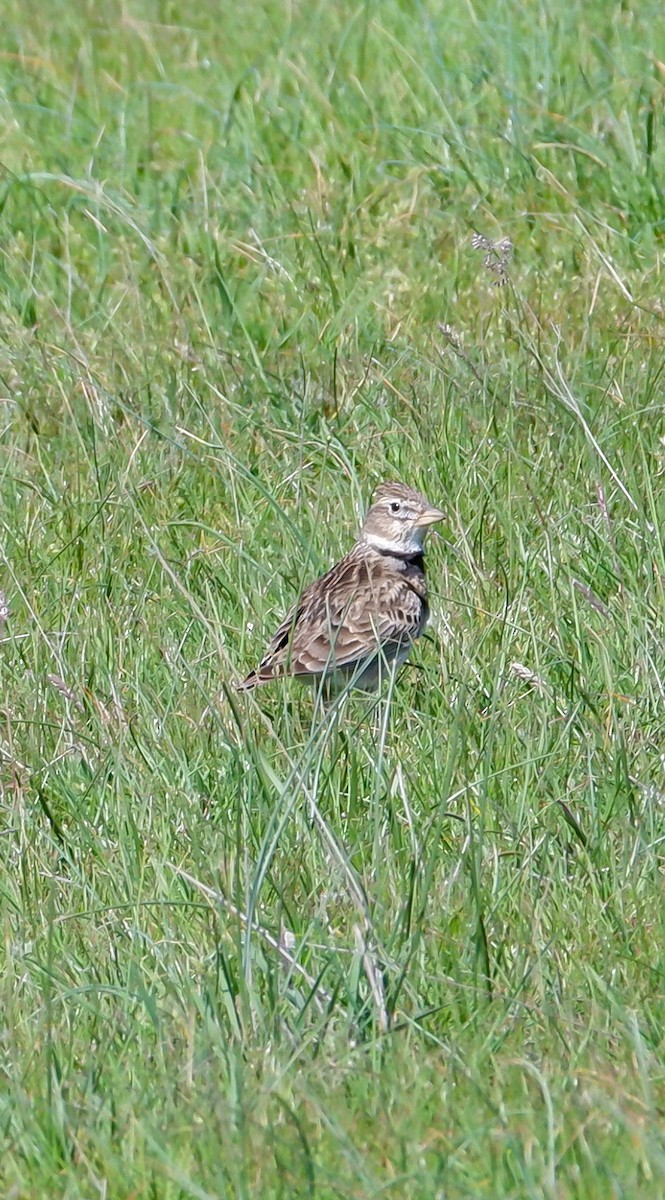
253;554;425;681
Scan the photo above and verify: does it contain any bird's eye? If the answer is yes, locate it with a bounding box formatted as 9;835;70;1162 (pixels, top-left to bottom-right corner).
390;501;401;513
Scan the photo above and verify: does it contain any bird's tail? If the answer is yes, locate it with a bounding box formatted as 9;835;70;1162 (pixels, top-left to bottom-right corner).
235;671;260;691
235;664;281;690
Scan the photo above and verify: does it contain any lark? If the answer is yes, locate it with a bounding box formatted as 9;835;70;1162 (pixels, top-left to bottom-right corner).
236;482;445;694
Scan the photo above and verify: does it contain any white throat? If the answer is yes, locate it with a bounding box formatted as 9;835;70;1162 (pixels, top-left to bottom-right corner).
363;528;424;555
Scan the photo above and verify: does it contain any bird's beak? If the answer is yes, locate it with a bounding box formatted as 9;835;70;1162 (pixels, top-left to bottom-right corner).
416;505;446;528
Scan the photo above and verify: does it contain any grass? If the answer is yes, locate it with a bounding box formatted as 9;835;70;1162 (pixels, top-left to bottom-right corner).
1;0;665;1195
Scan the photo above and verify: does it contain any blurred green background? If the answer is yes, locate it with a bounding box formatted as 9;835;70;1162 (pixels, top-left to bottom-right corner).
1;1;664;1196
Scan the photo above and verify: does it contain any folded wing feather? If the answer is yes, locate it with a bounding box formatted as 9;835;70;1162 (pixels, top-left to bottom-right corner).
258;558;425;680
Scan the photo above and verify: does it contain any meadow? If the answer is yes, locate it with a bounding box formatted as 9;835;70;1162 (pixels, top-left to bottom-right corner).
1;0;665;1195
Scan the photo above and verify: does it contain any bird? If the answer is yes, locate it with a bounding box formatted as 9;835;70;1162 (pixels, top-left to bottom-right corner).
236;481;445;694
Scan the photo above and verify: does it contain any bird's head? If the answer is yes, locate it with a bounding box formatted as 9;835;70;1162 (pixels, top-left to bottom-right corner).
359;482;445;555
